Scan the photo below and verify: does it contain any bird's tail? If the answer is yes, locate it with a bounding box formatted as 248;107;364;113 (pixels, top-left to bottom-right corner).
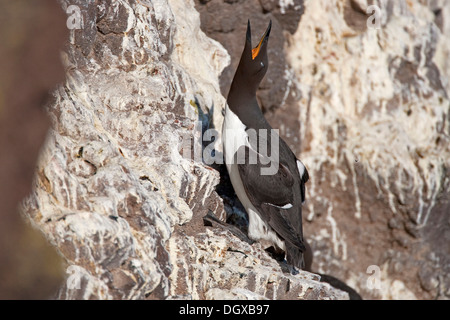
285;241;305;270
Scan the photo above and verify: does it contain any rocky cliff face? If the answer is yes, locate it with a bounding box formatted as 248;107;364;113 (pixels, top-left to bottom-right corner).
19;0;347;299
287;0;450;300
17;0;449;300
195;0;450;299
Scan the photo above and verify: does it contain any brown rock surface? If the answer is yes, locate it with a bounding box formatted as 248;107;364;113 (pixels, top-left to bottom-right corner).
196;0;450;299
4;0;448;301
0;0;67;299
16;0;347;300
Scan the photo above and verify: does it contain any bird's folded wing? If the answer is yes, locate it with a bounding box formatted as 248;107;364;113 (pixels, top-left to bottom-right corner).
260;203;306;252
235;145;306;251
235;145;294;207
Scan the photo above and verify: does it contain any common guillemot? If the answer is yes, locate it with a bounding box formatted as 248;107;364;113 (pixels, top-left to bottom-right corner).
222;20;309;270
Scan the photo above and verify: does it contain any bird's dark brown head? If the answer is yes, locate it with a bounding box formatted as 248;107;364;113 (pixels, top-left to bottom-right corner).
229;20;272;97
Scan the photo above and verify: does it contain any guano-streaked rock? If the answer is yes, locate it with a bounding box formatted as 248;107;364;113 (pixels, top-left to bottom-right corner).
21;0;348;300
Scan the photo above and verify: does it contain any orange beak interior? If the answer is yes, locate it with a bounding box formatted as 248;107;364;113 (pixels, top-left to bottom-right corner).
251;35;265;60
250;20;271;60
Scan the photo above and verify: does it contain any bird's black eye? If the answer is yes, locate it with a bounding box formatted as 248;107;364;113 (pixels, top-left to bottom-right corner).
260;62;264;68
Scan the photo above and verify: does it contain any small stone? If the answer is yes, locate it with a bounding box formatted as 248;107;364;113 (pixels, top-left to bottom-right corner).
418;266;439;292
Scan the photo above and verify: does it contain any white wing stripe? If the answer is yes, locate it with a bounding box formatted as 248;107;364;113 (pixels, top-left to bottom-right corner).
265;202;293;209
297;160;306;179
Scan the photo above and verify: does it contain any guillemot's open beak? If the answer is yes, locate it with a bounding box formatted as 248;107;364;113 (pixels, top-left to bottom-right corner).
251;20;272;60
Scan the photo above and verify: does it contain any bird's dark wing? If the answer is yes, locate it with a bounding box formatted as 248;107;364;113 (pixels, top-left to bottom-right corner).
235;145;306;251
260;203;306;251
235;145;294;207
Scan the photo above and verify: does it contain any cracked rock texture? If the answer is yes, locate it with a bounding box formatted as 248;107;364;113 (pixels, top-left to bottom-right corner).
195;0;450;299
20;0;347;300
18;0;450;300
286;0;450;300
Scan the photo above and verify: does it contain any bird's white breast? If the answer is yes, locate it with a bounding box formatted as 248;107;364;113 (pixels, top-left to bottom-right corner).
222;105;247;167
